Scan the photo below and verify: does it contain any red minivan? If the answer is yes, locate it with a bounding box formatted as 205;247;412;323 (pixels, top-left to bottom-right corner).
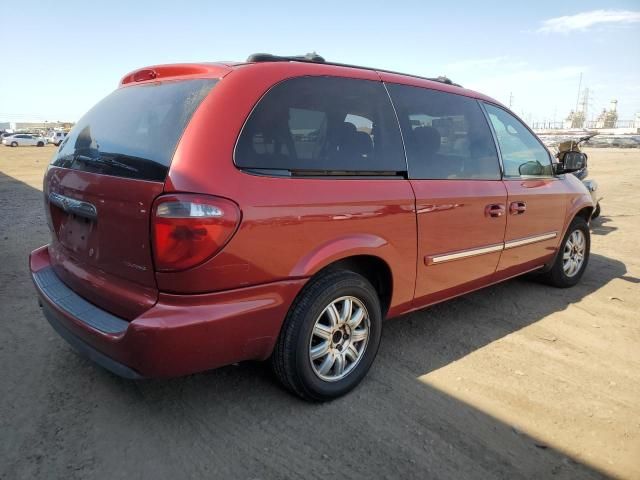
30;53;593;400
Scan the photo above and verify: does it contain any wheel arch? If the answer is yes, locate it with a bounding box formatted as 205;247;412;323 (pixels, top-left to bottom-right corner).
574;205;594;223
313;255;393;317
289;234;398;317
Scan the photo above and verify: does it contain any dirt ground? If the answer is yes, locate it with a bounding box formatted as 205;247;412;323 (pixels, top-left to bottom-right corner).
0;145;638;480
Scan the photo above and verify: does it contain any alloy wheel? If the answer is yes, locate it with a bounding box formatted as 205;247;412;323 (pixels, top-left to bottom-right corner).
308;296;370;382
563;229;586;277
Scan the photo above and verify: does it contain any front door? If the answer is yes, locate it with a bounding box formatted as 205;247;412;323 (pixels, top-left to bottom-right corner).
385;82;507;306
483;103;567;277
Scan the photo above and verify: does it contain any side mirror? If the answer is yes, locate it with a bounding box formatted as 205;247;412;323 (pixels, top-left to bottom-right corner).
555;151;586;174
519;161;544;176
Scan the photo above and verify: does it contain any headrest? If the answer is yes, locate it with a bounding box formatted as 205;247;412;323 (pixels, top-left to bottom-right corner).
338;122;358;137
335;122;372;158
353;131;373;156
413;126;441;155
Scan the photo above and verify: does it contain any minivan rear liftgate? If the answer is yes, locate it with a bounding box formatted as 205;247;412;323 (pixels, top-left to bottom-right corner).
44;78;218;319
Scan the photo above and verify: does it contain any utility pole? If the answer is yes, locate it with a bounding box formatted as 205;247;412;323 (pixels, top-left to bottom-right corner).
582;88;589;127
509;92;514;108
575;72;582;114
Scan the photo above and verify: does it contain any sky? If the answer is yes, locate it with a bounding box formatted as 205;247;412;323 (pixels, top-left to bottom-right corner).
1;0;639;125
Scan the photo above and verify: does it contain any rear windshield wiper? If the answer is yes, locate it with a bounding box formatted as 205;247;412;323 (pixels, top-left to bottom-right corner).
74;154;139;173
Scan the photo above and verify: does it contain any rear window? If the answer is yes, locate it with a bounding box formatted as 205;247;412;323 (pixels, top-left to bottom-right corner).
235;76;406;174
52;79;217;181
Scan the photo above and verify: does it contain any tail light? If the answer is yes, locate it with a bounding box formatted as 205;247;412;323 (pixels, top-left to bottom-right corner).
152;194;240;272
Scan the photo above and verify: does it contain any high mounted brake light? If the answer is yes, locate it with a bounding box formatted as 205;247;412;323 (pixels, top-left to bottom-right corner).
132;69;157;82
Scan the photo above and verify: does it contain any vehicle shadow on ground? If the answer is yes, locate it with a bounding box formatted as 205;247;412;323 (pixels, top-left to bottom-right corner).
111;254;622;479
2;171;622;479
590;215;617;236
96;249;623;477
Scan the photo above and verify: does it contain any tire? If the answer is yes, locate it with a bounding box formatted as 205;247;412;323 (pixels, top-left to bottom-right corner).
541;216;590;288
592;203;601;219
37;141;44;147
272;270;382;401
10;141;17;147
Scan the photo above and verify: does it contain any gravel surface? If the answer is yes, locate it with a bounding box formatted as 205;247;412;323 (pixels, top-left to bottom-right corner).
1;146;638;479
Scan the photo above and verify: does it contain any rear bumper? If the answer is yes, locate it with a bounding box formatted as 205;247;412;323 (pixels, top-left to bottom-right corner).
30;245;306;378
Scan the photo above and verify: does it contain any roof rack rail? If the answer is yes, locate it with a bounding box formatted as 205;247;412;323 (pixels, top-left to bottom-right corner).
245;52;462;88
246;52;326;63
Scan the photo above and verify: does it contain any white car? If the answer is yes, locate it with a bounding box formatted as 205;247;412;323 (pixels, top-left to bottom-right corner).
2;134;46;147
48;131;68;146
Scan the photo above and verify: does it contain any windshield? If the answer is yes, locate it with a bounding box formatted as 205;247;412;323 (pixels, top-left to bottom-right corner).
52;79;218;181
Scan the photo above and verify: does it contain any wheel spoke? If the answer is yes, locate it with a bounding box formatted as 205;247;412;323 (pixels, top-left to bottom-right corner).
347;306;364;329
313;323;332;341
317;352;336;375
340;297;352;325
350;328;368;343
325;303;340;327
345;343;359;362
563;249;572;260
333;353;345;376
310;341;330;360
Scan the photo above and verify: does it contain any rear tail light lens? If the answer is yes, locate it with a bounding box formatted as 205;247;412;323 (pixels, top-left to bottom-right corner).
152;194;240;272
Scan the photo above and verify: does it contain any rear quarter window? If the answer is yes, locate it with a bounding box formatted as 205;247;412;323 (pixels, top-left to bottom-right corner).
52;79;217;181
235;76;406;175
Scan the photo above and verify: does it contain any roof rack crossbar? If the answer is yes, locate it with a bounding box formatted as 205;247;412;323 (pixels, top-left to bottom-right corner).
245;52;462;88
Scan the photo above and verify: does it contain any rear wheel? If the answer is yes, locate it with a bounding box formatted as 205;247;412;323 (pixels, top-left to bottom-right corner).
272;270;382;401
541;216;590;288
37;141;44;147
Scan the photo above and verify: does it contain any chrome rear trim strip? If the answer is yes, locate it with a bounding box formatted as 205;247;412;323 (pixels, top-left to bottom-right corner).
429;243;504;264
504;231;557;249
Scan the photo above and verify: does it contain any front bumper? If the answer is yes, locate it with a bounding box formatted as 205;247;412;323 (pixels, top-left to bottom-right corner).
30;245;306;378
583;179;603;204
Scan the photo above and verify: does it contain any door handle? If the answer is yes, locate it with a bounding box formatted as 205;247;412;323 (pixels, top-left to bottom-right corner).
509;201;527;215
485;203;505;218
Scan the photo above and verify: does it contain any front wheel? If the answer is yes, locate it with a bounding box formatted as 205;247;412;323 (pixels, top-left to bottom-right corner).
10;141;17;147
272;270;382;401
37;141;44;147
541;216;590;288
